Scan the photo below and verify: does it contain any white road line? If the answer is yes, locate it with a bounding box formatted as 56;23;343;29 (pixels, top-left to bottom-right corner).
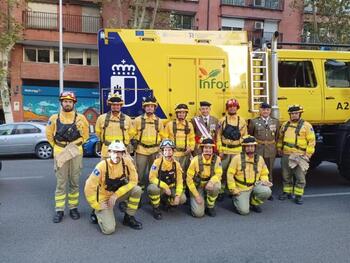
0;176;44;180
304;192;350;198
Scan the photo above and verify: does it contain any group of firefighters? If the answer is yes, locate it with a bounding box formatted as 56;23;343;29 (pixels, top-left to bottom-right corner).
46;90;316;235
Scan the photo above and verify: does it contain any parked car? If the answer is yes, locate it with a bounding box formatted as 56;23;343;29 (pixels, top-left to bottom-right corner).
0;122;53;159
83;133;100;157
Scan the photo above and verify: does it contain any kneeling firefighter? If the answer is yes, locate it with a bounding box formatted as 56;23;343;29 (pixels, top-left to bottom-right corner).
147;139;186;220
84;141;142;234
227;135;272;215
186;138;223;217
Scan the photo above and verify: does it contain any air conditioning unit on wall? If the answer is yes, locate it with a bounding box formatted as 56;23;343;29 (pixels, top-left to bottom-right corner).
254;21;264;30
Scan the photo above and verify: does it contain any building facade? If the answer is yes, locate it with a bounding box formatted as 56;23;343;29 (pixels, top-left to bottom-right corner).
2;0;303;123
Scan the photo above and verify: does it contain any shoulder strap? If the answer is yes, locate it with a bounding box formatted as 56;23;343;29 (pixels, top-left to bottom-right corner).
198;155;204;176
294;119;305;147
121;158;129;177
236;116;240;128
139;114;146;142
102;112;112;143
240;152;247;184
173;120;177;147
281;121;290;151
253;154;259;183
184;120;189;149
157;158;164;188
119;113;126;144
210;155;217;178
104;160;109;183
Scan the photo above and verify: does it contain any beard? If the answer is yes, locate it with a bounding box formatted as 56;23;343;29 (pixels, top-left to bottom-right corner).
62;105;73;112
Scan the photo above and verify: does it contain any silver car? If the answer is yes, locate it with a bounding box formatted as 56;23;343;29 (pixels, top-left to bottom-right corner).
0;122;53;159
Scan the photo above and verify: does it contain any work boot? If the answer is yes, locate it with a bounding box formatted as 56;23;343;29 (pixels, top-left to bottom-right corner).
119;201;127;213
205;207;216;217
152;207;162;220
268;195;274;201
90;210;98;224
160;196;171;211
123;214;143;230
69;208;80;220
295;195;304;205
53;211;64;223
250;205;262;213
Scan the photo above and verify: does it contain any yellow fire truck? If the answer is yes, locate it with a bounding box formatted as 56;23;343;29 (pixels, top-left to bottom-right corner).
98;29;350;179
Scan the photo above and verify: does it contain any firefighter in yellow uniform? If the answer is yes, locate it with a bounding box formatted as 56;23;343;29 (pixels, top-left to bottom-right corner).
95;92;134;159
132;96;164;188
46;91;89;223
217;98;247;198
164;103;195;174
277;105;315;205
186;138;222;217
227;135;272;215
84;141;142;234
148;139;186;220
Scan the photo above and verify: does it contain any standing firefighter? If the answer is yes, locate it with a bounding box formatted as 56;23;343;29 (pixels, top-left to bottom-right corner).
132;96;164;189
164;103;195;173
186;138;222;217
191;101;218;154
248;102;279;199
147;139;186;220
227;135;272;215
46;91;89;223
277;105;315;205
84;141;142;234
217;98;247;198
95;92;134;159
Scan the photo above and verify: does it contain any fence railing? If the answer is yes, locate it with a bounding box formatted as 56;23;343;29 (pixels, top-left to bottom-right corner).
221;0;283;10
23;11;102;34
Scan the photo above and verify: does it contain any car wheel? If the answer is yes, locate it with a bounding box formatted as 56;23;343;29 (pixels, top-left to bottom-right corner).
35;142;53;159
94;143;101;158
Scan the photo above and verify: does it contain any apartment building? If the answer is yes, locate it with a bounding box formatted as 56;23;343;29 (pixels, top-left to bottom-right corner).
2;0;302;123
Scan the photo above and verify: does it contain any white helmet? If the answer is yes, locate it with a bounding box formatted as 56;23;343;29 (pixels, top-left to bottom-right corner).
108;140;126;152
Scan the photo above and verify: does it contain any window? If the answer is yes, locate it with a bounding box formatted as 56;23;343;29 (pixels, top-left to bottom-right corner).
86;50;98;66
221;18;244;31
54;49;67;64
325;60;350;88
0;125;15;136
68;49;84;65
15;124;41;135
170;14;194;30
278;61;317;88
38;49;50;63
24;48;36;62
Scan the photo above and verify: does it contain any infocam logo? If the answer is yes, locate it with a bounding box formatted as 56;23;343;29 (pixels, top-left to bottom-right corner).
199;67;229;89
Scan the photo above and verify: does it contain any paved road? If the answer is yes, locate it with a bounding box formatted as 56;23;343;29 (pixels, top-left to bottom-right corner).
0;158;350;263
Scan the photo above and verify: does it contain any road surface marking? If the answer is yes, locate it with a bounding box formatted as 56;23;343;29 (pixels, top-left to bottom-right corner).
304;192;350;198
0;176;44;180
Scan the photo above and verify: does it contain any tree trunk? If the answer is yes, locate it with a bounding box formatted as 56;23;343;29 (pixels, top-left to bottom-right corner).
0;46;14;123
150;0;160;29
133;0;140;28
312;0;319;43
116;0;124;28
138;0;147;29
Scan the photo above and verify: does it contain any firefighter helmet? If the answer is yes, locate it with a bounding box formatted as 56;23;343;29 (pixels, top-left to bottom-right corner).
175;103;189;113
241;135;258;146
199;138;215;147
59;91;77;103
108;140;126;152
142;96;158;107
288;104;304;113
160;139;176;149
107;92;124;105
226;98;240;110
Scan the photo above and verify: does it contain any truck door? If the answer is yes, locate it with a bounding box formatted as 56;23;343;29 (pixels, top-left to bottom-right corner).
277;59;322;122
323;59;350;122
168;58;197;118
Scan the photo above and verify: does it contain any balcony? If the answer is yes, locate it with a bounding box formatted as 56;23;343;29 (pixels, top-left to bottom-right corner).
248;31;283;47
222;0;283;10
23;11;102;34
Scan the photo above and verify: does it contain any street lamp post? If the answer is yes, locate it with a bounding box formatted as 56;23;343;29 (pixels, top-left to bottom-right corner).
59;0;64;94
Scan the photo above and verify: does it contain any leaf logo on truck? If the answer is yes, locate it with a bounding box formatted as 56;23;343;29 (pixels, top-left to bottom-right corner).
199;67;229;89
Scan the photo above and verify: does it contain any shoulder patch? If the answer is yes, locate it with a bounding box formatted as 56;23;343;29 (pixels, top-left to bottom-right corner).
151;164;157;170
93;168;100;176
218;162;222;167
47;120;52;125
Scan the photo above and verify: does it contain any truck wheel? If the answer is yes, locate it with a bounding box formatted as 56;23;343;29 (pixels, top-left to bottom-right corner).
35;142;53;159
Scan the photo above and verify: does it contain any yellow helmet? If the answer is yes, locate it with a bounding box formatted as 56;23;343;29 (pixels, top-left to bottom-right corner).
175;103;189;113
142;96;158;108
288;104;304;113
107;92;124;105
241;135;258;146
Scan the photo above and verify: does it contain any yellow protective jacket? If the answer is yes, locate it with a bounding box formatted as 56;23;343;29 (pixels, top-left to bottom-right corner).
84;157;138;210
46;111;89;155
227;153;269;194
186;154;222;197
164;119;195;157
277;119;316;157
132;114;165;155
95;112;135;158
149;157;183;196
217;114;247;155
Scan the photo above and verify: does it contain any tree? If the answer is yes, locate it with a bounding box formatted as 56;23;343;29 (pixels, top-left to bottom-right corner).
0;0;22;123
295;0;350;44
